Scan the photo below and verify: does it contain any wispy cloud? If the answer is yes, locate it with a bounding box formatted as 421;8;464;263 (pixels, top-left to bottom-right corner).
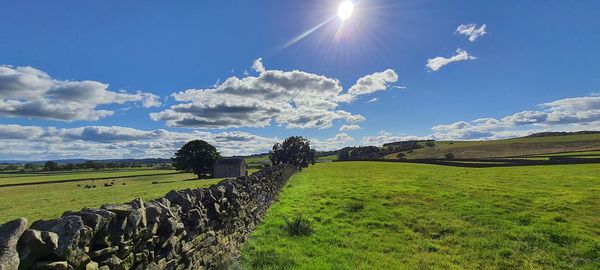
455;23;487;42
426;49;476;71
366;98;378;103
339;124;362;131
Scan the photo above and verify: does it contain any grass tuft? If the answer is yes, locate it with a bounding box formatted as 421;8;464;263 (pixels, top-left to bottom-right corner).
283;216;313;236
346;201;365;212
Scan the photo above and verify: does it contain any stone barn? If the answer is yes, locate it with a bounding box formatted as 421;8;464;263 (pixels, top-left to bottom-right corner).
213;158;248;178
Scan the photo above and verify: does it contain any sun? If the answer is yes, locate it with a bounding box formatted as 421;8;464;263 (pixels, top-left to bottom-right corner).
337;1;354;21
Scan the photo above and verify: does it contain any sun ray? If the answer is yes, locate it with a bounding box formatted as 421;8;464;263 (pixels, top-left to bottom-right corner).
280;16;336;50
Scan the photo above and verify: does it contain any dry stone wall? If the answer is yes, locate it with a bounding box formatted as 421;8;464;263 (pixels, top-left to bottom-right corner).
0;164;297;270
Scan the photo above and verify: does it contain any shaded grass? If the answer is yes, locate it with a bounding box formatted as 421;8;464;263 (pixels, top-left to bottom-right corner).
240;162;600;269
0;172;221;223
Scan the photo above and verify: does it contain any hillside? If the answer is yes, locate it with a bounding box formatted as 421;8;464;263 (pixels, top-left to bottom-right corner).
384;133;600;159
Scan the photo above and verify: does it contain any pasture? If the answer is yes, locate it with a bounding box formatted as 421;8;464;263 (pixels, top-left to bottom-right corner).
384;133;600;159
240;162;600;269
0;168;177;186
0;170;222;223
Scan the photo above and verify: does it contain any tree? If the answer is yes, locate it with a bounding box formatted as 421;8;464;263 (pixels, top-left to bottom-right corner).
84;161;99;170
172;140;220;179
445;153;455;159
337;148;350;161
269;136;316;170
23;163;37;171
5;164;18;171
396;152;406;159
43;161;59;171
425;141;435;147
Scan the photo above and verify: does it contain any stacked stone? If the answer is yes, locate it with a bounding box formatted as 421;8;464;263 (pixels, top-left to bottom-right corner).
0;164;297;270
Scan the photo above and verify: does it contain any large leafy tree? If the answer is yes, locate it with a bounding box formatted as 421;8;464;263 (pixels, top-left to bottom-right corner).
269;136;316;170
172;140;221;178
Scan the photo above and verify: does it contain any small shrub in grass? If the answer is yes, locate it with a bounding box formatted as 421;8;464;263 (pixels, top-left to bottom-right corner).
283;216;313;236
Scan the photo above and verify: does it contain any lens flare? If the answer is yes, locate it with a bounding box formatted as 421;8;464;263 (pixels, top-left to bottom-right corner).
338;1;354;21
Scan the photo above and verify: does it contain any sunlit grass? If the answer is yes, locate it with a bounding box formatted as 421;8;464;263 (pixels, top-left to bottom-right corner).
0;172;221;223
240;162;600;269
385;134;600;159
0;168;176;185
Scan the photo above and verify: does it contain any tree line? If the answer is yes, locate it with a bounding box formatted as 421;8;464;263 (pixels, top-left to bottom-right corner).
337;140;434;161
0;161;168;172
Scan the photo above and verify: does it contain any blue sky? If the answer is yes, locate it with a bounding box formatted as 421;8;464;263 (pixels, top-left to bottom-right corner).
1;0;599;160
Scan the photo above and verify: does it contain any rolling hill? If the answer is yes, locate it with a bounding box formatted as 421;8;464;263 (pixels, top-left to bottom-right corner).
384;133;600;159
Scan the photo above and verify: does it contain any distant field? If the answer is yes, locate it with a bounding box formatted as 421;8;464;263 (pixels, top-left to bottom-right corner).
316;154;338;162
385;134;600;159
244;154;338;165
0;172;221;223
245;155;270;164
0;168;177;186
528;150;600;158
240;162;599;269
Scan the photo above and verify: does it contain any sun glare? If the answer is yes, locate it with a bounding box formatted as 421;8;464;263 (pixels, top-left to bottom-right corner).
338;1;354;21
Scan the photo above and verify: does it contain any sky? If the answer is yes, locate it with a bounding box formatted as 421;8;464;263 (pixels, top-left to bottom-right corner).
1;0;599;160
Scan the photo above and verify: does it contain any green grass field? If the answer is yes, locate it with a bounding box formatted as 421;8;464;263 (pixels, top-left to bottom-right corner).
385;134;600;159
528;150;600;158
0;168;177;185
0;172;222;223
240;162;599;269
244;155;270;164
0;167;261;223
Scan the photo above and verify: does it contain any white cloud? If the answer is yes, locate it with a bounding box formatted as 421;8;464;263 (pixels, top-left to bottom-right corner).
455;23;487;42
0;124;361;160
358;95;600;144
366;98;378;103
431;121;471;131
429;95;600;140
361;131;424;146
0;124;45;140
0;124;280;160
339;124;362;131
252;58;266;73
310;132;355;151
0;65;161;121
140;93;161;108
151;59;397;129
426;49;476;71
348;69;398;96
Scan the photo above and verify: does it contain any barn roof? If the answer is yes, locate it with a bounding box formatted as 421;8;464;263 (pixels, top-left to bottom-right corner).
215;158;245;166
